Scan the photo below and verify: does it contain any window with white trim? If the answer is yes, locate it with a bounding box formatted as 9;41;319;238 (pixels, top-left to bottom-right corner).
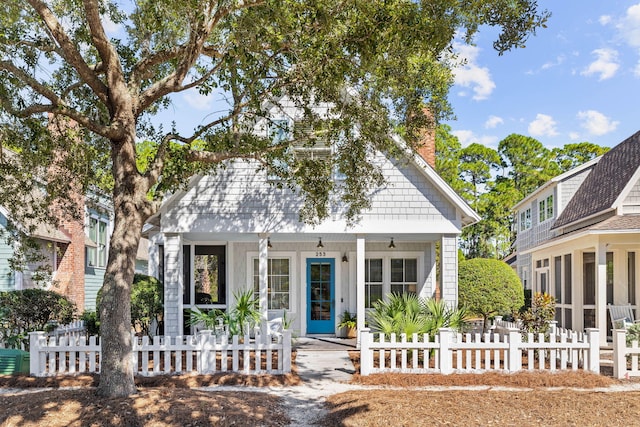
253;258;290;310
519;208;532;231
365;258;383;308
87;217;108;268
267;118;343;181
539;194;554;223
390;258;418;294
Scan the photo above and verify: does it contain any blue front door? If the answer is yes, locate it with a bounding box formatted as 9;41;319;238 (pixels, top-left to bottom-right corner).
306;258;335;334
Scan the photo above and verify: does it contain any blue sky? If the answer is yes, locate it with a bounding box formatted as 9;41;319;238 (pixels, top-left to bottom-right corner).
152;1;640;150
446;0;640;149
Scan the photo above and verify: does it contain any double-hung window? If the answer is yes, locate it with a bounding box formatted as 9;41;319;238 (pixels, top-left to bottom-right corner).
390;258;418;294
365;259;383;308
87;217;108;268
539;194;554;223
253;258;290;310
519;208;532;231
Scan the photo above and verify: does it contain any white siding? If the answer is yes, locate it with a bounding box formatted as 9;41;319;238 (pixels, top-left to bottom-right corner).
162;154;459;234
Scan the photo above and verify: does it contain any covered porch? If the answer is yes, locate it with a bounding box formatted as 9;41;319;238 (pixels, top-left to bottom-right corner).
524;227;640;343
148;231;460;344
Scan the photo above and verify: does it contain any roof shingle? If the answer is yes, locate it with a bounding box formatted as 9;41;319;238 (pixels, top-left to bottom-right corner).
552;130;640;230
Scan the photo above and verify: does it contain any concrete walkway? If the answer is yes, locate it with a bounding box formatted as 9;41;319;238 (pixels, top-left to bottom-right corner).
293;336;356;384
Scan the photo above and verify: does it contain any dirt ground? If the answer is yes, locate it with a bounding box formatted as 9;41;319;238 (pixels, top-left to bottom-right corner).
1;351;638;427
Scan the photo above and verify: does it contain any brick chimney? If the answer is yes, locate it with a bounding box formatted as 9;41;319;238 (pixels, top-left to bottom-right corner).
48;114;86;311
416;108;436;169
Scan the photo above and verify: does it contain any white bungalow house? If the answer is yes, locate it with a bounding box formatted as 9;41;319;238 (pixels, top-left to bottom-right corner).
145;104;479;341
514;130;640;342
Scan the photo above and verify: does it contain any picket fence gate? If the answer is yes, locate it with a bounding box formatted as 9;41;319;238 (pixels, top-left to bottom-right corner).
28;330;292;377
360;327;600;376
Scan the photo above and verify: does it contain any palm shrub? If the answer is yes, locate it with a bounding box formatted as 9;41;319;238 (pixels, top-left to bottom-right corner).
189;289;261;337
367;293;468;340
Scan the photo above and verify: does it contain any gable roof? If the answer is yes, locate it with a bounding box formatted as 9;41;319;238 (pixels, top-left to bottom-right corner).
512;156;600;212
552;130;640;230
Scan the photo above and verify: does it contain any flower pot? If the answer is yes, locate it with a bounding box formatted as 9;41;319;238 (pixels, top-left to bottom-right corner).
346;326;357;339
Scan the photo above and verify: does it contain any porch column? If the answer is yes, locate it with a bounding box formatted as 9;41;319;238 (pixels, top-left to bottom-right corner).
258;234;269;340
440;234;458;306
356;236;365;347
596;241;607;343
163;233;183;337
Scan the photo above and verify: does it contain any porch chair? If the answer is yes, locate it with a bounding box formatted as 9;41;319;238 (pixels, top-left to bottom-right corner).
607;304;640;330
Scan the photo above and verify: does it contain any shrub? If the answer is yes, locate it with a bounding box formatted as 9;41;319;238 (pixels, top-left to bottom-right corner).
130;274;163;337
0;289;76;349
80;310;100;336
458;258;524;333
626;323;640;347
97;273;163;337
519;292;556;336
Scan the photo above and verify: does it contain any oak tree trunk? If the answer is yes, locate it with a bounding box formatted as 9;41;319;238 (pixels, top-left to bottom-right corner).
96;129;149;397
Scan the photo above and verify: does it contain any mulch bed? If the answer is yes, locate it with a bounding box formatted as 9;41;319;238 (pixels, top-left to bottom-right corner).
323;390;640;426
0;388;289;427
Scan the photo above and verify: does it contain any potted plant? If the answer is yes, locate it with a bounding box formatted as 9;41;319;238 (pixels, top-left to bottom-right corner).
338;310;357;338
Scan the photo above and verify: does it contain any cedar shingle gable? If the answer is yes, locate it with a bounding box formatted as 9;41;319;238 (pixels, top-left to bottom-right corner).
552;130;640;230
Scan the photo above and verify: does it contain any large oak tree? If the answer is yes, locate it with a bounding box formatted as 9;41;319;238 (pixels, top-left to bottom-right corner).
0;0;549;396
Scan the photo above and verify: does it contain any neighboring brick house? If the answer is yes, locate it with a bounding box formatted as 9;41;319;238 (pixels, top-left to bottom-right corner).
514;131;640;342
144;101;480;340
0;194;149;312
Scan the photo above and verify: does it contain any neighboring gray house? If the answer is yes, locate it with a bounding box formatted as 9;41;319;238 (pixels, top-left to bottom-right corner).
145;102;479;340
0;193;149;312
514;131;640;342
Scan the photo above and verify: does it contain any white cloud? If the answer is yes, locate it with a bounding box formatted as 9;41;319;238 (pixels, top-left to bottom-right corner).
618;4;640;48
581;48;620;80
541;55;565;70
452;42;496;101
451;129;498;148
484;115;504;129
183;91;215;111
577;110;619;136
599;15;612;25
528;114;559;137
569;132;581;141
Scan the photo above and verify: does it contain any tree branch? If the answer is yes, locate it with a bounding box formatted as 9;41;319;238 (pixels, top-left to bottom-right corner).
27;0;109;106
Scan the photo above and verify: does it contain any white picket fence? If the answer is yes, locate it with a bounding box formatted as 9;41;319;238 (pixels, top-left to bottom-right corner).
612;328;640;379
28;330;292;377
360;326;600;376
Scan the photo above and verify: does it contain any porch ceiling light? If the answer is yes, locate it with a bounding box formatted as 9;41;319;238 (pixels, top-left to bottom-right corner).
317;238;324;248
342;253;348;263
388;238;396;249
267;238;273;249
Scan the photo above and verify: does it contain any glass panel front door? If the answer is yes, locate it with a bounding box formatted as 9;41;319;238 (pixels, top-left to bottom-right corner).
307;259;335;334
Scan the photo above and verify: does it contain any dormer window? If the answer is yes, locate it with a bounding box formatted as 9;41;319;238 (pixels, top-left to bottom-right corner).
267;118;341;181
539;194;554;223
519;208;532;231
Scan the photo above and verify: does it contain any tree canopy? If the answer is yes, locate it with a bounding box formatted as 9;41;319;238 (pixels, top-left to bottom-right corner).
0;0;550;396
435;126;610;259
